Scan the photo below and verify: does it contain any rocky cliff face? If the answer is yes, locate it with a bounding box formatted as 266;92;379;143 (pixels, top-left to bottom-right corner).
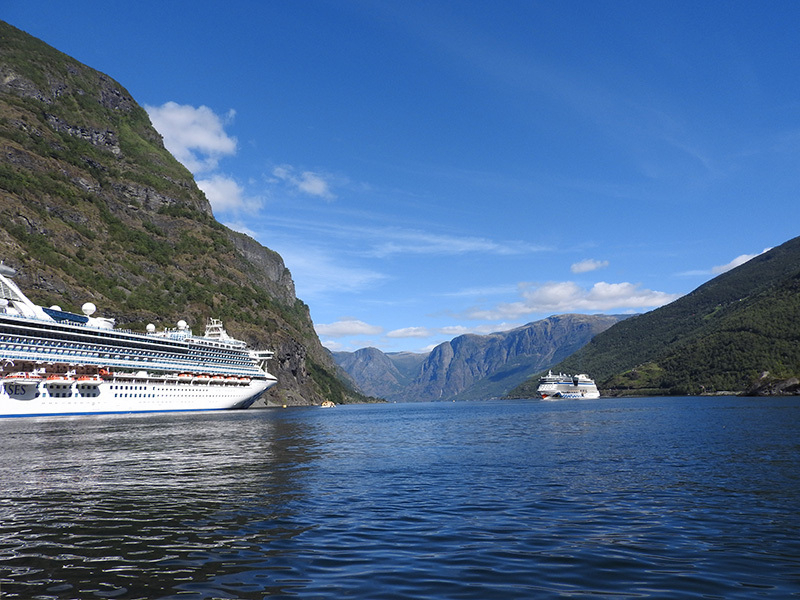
334;314;627;402
0;21;357;405
331;348;427;400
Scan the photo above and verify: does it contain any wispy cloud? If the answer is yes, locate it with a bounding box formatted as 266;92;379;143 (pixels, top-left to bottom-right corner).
571;259;609;274
315;319;383;338
386;326;431;338
366;228;542;258
679;247;772;276
439;284;520;298
145;102;237;173
466;281;681;320
272;244;387;297
711;248;771;274
271;165;336;200
261;217;542;260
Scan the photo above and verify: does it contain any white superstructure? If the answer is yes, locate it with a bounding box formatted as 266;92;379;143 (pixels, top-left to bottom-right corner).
0;264;277;417
536;370;599;400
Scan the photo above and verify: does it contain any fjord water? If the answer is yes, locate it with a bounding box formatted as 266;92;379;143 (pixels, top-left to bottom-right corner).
0;398;798;599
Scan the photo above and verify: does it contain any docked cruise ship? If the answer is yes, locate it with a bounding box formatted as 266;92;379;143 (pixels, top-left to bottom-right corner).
536;370;600;400
0;264;277;417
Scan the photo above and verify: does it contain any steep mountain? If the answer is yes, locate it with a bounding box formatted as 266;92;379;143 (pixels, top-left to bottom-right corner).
331;347;420;399
508;236;800;397
334;314;626;402
0;21;362;405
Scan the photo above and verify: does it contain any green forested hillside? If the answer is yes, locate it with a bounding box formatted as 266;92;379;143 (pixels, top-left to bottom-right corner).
0;21;364;405
508;236;800;397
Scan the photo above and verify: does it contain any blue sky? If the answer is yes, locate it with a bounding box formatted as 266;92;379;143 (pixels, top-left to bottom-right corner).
5;1;799;353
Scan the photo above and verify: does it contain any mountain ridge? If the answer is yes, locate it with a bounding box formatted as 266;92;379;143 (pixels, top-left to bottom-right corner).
334;314;627;402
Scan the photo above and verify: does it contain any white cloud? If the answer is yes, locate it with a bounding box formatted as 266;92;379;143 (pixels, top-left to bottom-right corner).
146;102;237;173
315;319;383;338
467;280;681;320
711;248;771;274
196;174;262;214
272;165;336;199
571;259;609;273
387;326;432;338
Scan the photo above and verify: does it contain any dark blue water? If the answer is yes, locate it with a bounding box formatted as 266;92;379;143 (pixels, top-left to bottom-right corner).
0;397;799;599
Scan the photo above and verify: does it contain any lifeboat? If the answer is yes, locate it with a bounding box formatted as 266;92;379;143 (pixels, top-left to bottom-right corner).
178;373;193;382
3;372;44;385
76;374;102;385
45;374;75;384
210;375;226;385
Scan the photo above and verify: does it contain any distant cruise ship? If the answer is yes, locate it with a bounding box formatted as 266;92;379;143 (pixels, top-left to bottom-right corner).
536;370;600;400
0;264;277;417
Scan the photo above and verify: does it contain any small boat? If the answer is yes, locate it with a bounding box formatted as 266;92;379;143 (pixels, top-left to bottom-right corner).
75;374;103;385
320;400;336;408
3;372;44;385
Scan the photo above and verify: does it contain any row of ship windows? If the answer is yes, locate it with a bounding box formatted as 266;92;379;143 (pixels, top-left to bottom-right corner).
30;390;100;398
25;389;238;399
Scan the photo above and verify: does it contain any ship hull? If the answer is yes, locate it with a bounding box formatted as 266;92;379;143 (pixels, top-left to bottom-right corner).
0;376;276;417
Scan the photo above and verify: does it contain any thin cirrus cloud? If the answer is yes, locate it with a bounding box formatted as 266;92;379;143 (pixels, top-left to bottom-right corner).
275;244;388;297
315;319;383;338
145;102;237;173
711;248;771;274
386;326;431;338
679;248;772;276
366;229;542;258
466;280;682;320
261;217;540;260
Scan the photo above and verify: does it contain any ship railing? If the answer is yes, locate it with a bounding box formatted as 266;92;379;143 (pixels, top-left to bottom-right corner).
0;348;265;377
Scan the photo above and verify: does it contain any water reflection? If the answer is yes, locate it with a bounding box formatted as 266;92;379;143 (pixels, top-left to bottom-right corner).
0;409;322;599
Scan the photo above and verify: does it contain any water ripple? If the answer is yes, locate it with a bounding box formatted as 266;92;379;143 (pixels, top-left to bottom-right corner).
1;399;799;598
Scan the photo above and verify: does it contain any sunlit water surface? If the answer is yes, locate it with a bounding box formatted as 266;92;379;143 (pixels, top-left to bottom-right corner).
1;397;799;599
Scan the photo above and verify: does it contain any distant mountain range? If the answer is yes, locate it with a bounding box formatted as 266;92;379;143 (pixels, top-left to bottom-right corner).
333;314;626;402
509;235;800;397
338;235;800;401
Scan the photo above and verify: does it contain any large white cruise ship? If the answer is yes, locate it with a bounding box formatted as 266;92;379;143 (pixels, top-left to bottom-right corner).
0;264;277;417
536;370;600;400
